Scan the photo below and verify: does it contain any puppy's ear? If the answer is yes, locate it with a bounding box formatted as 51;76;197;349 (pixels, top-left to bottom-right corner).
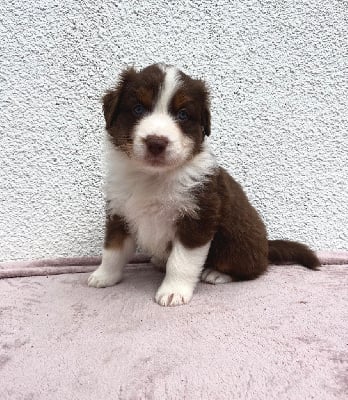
201;104;211;137
102;68;136;129
196;79;211;138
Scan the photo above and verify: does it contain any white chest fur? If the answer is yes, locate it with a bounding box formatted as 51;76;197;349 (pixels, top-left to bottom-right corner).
122;184;182;258
104;140;217;258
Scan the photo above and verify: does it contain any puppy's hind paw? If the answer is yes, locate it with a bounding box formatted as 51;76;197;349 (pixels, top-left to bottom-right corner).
201;268;233;284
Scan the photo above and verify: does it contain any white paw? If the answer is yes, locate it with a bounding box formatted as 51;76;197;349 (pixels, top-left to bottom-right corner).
155;282;193;307
201;269;233;284
88;268;122;288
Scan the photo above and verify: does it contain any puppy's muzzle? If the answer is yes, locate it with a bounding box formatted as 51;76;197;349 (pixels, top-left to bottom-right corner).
144;135;169;156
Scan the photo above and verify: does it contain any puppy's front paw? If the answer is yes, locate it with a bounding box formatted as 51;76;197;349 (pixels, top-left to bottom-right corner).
155;282;193;307
88;268;122;288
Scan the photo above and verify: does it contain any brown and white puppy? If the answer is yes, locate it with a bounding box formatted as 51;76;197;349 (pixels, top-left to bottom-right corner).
88;63;320;306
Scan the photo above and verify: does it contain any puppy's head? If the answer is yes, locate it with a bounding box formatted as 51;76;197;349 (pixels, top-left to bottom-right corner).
103;63;210;172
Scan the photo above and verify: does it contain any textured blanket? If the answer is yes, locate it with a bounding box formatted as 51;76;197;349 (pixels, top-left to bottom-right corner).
1;253;347;399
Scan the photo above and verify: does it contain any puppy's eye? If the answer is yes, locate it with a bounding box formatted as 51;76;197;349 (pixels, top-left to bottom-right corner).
133;104;145;117
177;109;189;121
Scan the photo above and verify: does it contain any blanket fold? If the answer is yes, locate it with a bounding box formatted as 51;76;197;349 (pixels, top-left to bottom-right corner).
0;251;346;279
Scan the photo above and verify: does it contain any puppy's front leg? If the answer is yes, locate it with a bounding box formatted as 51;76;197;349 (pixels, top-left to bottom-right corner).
88;214;135;288
155;239;211;306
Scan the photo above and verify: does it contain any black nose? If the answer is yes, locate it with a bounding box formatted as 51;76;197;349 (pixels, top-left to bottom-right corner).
144;135;169;156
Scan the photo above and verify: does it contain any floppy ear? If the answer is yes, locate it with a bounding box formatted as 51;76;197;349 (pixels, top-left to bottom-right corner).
201;104;211;137
195;79;211;138
102;68;136;129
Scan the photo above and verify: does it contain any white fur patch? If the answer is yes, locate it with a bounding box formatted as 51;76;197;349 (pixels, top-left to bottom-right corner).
88;237;135;288
154;66;181;113
155;240;211;306
105;138;217;262
201;268;233;284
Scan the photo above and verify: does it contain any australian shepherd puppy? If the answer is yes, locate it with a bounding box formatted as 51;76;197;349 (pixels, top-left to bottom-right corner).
88;63;320;306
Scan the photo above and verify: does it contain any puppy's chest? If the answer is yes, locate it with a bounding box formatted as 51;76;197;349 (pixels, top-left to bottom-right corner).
110;181;197;257
125;197;178;256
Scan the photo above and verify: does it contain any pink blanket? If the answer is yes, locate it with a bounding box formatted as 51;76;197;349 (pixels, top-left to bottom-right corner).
1;257;347;399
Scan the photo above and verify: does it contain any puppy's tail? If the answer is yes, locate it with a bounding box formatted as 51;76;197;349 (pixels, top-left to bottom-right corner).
268;240;320;270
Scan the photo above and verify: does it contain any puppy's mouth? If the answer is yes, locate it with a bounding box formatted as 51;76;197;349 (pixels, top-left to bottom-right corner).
144;153;168;167
132;148;183;172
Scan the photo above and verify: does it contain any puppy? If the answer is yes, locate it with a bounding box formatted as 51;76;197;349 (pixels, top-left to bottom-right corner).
88;63;320;306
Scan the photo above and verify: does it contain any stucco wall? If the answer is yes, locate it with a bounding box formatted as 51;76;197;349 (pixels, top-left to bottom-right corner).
1;0;347;261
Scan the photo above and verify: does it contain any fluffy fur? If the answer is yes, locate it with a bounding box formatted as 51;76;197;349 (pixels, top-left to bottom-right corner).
88;63;320;306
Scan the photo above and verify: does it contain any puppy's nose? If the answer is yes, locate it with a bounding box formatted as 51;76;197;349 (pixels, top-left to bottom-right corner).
144;135;169;156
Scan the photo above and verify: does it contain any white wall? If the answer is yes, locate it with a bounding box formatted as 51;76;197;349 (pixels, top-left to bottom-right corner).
1;0;347;261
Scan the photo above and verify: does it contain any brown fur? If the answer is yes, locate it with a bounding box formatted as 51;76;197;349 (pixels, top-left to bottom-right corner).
176;70;211;137
104;214;129;249
268;240;320;270
177;167;270;280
